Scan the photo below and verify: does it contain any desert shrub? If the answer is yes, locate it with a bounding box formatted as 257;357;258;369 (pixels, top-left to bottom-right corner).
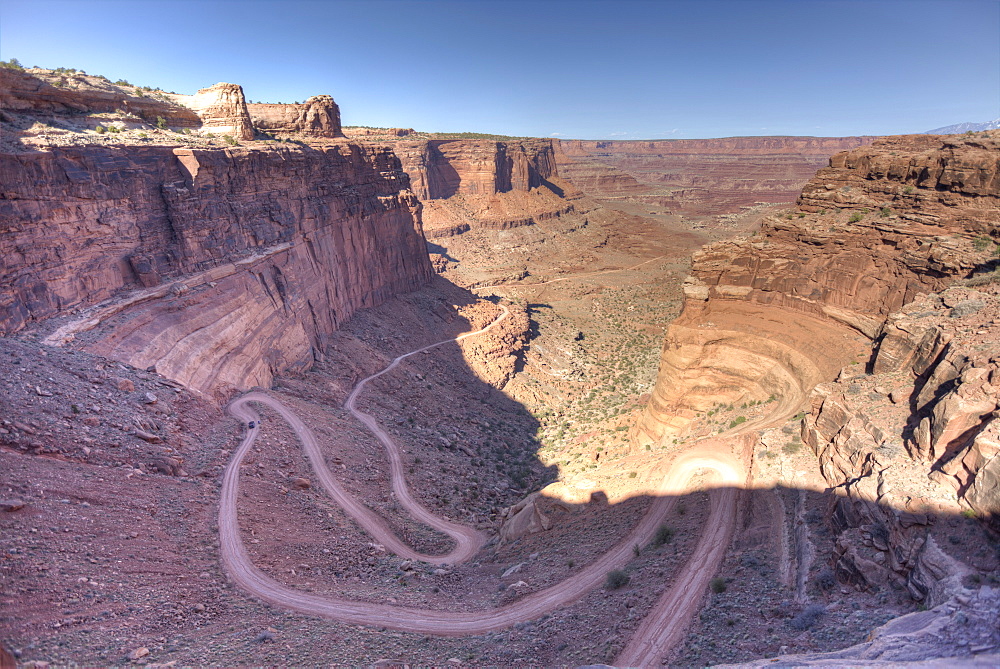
95;125;106;134
710;577;727;594
783;442;801;455
964;270;1000;287
223;135;238;146
652;524;675;547
903;185;915;194
729;416;747;429
848;212;864;223
628;471;637;478
0;58;25;70
606;570;630;590
789;604;826;630
880;206;891;217
815;566;836;591
973;236;994;251
156;116;167;130
138;132;148;139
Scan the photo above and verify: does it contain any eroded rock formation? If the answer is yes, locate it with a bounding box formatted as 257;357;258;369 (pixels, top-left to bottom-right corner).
0;68;200;127
1;143;431;397
391;138;575;237
247;96;343;138
169;82;255;140
639;133;999;445
639;132;1000;610
396;139;557;200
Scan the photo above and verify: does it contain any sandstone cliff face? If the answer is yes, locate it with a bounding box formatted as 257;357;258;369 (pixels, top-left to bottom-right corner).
639;132;1000;600
806;288;999;527
640;134;998;439
552;140;653;199
800;285;999;601
560;136;874;214
169;83;255;140
247;96;343;138
395;139;557;201
0;69;200;127
1;143;432;397
390;138;572;237
799;134;1000;233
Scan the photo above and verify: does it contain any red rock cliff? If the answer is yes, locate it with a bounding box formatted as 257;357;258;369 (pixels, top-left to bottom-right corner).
394;139;557;200
247;96;343;138
637;133;1000;587
1;143;432;397
169;83;255;140
639;133;998;446
560;136;874;214
0;68;201;127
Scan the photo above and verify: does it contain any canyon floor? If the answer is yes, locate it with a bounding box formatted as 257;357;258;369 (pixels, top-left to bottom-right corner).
0;202;972;669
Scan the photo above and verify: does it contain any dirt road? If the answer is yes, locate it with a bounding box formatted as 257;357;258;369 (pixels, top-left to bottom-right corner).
218;303;749;653
615;440;747;667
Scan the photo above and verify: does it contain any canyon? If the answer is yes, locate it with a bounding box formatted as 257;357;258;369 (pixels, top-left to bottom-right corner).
1;67;998;667
558;136;874;216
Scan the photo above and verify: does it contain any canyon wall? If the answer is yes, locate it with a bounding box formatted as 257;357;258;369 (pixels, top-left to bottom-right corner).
395;139;557;200
247;96;343;138
0;69;346;142
560;136;874;214
639;133;998;445
1;143;431;397
391;138;576;237
639;132;1000;598
804;287;999;600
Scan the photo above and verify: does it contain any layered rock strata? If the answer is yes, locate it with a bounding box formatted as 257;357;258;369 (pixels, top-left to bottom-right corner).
247;96;343;138
396;139;557;200
640;133;1000;611
0;68;201;127
639;133;999;446
806;286;999;533
1;143;431;397
168;83;255;140
560;136;874;214
391;138;573;237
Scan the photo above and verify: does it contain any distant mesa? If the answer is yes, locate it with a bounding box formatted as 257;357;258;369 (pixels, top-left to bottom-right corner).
343;127;414;138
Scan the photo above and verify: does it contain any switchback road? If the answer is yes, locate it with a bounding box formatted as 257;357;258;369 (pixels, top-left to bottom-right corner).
219;303;748;656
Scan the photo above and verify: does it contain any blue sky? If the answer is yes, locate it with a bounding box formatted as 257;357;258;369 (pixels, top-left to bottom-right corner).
2;0;997;138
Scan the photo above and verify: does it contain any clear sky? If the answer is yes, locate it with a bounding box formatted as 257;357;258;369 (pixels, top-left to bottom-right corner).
2;0;997;138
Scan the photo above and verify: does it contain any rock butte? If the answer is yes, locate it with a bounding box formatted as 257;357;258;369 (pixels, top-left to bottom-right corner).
0;66;998;667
